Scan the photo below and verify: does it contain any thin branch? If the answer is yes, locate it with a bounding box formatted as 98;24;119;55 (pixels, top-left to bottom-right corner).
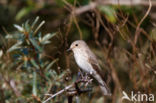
2;76;21;97
42;77;92;103
134;0;152;44
73;2;97;15
72;0;155;16
68;96;73;103
72;15;83;39
0;86;5;103
42;84;74;103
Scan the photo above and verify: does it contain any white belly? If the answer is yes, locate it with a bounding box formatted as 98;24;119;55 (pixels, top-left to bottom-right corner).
74;52;94;74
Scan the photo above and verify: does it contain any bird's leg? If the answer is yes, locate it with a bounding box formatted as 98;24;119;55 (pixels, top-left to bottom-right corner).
77;69;84;80
83;73;93;87
77;69;92;83
83;73;90;81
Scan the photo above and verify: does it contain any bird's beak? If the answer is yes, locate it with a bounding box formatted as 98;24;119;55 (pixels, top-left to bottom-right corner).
66;48;72;52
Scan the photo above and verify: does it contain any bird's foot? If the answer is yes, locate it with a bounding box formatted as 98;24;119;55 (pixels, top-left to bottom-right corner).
77;72;92;85
83;73;90;81
85;78;93;87
77;70;84;80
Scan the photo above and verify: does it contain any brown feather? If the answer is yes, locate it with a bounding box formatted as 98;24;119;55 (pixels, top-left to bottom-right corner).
89;57;111;95
88;57;105;80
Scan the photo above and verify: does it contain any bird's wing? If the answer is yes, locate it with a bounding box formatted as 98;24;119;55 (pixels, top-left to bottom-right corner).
85;48;103;77
88;57;111;95
88;57;104;79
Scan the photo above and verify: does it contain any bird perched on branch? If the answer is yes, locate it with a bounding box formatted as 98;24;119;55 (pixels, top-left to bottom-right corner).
67;40;111;96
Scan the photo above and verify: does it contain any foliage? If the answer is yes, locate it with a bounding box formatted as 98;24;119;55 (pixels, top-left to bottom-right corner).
0;17;68;102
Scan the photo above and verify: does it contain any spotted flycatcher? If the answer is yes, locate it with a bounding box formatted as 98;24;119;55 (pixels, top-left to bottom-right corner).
67;40;111;96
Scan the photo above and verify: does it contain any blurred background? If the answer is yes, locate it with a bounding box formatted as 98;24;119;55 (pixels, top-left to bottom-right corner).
0;0;156;103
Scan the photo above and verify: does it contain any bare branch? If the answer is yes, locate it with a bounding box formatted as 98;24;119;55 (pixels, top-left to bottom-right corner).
134;0;152;44
42;84;73;103
72;0;155;16
42;77;93;103
73;2;97;15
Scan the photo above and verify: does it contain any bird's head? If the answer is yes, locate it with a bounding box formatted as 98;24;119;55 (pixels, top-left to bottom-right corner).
67;40;87;52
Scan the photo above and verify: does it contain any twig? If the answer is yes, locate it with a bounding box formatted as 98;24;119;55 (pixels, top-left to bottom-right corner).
134;0;152;44
10;80;21;97
32;94;42;102
72;15;83;39
42;84;74;103
68;96;73;103
72;0;155;16
2;75;21;97
44;94;53;96
34;21;45;35
73;2;97;15
0;86;5;103
42;77;92;103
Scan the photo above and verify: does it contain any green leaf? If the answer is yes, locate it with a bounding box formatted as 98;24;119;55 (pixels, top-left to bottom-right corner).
5;34;13;39
51;70;57;79
58;71;66;79
40;33;57;45
23;58;28;68
34;21;45;35
14;24;24;32
98;6;116;23
46;58;59;70
15;7;33;21
25;20;30;32
55;0;65;7
31;16;39;29
32;71;37;96
29;38;42;52
30;59;39;69
150;28;156;42
7;41;22;52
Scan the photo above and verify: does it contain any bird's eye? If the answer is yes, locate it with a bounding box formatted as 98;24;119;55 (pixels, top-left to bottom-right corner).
75;44;78;46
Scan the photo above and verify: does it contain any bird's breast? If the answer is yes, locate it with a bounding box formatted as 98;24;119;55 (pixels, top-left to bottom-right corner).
74;51;93;74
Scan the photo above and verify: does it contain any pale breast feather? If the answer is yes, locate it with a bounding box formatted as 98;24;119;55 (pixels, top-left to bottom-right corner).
74;50;93;73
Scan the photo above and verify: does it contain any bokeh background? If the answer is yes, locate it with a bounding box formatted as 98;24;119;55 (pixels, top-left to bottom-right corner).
0;0;156;103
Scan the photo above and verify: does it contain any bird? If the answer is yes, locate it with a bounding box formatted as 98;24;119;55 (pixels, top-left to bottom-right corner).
67;40;111;96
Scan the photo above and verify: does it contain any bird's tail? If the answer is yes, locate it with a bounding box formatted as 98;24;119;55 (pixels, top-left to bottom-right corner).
93;73;111;96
